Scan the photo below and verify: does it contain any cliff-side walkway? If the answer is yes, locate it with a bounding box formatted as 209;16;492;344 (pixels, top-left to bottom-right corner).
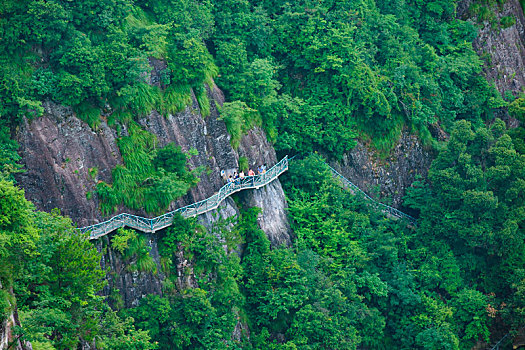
79;156;289;239
79;155;416;240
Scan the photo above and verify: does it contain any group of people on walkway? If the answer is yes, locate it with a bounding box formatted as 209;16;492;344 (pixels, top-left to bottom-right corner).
221;163;267;184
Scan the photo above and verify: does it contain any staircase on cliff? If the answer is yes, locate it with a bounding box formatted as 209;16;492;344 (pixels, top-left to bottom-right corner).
79;155;416;239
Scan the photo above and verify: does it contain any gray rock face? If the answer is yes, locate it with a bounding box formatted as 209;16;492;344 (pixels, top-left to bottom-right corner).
16;101;121;227
238;181;292;247
98;233;164;309
0;306;31;350
458;0;525;96
15;83;291;307
332;131;433;209
16;84;290;227
237;127;291;247
137;85;238;208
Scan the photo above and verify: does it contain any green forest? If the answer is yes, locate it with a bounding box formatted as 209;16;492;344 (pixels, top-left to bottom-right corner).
1;0;525;349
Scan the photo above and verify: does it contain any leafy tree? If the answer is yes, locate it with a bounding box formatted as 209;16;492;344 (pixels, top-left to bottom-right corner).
152;143;188;176
167;32;217;89
112;228;157;274
126;214;246;349
0;179;156;348
0;180;38;307
97;307;157;350
508;95;525;122
16;210;106;349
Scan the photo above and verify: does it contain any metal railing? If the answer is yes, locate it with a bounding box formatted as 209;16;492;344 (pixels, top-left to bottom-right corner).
489;333;511;350
327;165;417;225
289;154;417;225
79;156;289;239
79;152;415;239
488;326;525;350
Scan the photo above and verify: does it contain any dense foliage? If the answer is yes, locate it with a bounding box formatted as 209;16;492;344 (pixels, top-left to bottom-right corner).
209;0;505;156
121;214;246;349
404;119;525;336
1;0;206;216
120;143;523;348
96;123;199;215
0;0;507;159
1;0;525;348
0;180;157;349
3;145;523;348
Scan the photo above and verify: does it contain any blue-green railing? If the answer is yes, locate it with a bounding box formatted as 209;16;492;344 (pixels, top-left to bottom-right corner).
79;153;417;239
326;164;417;225
289;154;417;225
79;156;289;239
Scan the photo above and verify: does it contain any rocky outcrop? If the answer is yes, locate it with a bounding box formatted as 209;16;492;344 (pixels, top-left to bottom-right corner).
237;128;291;247
332;131;433;209
0;307;31;350
136;86;237;209
238;181;291;246
98;233;164;309
15;79;291;307
98;197;242;308
15;102;121;227
15;84;290;233
137;84;291;247
458;0;525;96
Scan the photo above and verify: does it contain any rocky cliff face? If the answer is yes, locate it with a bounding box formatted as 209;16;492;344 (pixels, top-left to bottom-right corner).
15;78;291;307
458;0;525;97
332;131;433;210
335;1;525;208
15;102;120;226
135;85;290;246
16;85;290;240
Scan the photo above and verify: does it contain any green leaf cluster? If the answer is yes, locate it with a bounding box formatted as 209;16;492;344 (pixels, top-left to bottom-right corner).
218;101;261;149
0;0;508;160
96;122;198;215
0;179;157;349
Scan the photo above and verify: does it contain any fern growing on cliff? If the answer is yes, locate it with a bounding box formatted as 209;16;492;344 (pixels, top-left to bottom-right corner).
127;83;162;116
195;86;211;118
112;228;157;274
161;84;192;116
73;102;101;129
96;122;197;215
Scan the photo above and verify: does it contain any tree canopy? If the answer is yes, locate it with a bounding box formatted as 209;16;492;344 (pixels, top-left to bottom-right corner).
1;0;524;348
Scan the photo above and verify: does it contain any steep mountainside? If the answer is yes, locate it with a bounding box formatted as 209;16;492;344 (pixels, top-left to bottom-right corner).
458;0;525;97
15;81;290;246
2;0;525;348
14;75;291;308
335;0;525;207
